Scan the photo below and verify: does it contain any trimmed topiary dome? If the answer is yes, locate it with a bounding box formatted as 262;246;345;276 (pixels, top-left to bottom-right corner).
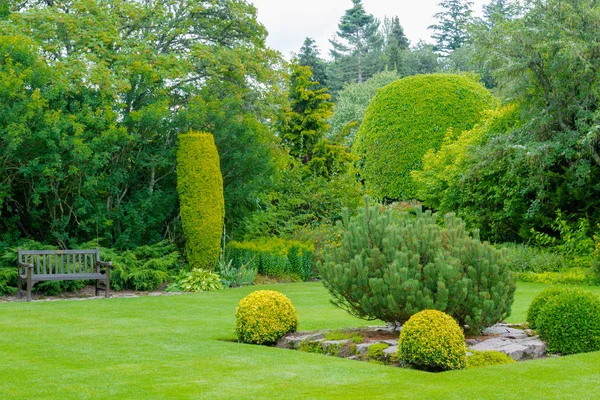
353;73;497;200
526;287;572;329
536;289;600;355
235;290;298;345
398;309;466;371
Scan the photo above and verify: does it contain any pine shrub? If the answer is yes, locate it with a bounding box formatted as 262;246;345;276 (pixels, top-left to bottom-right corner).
177;132;224;270
235;290;298;345
353;73;496;200
318;198;516;334
398;310;466;371
536;290;600;355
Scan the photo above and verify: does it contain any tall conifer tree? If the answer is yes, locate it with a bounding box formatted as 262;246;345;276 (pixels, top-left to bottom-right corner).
328;0;384;92
297;37;328;89
429;0;474;54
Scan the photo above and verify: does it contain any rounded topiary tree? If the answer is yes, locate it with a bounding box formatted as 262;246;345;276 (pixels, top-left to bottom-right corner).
526;287;572;329
536;290;600;355
177;132;224;270
235;290;299;345
353;73;497;200
398;310;466;371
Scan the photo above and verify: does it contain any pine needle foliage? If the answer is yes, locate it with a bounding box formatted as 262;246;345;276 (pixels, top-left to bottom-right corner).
318;198;516;334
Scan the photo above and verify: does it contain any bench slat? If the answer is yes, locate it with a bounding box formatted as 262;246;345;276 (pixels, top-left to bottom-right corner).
19;249;98;256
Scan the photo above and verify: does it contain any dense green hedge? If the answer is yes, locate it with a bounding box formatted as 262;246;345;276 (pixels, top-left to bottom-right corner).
177;132;224;270
228;238;313;280
353;74;496;200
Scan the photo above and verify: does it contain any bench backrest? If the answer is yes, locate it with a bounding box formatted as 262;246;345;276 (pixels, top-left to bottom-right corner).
18;248;101;275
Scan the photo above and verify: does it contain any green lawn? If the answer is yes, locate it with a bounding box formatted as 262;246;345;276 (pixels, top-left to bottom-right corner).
1;282;599;399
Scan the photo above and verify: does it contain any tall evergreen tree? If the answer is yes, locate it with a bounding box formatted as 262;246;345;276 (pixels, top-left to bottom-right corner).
383;16;410;73
328;0;384;92
279;64;334;164
482;0;517;28
429;0;474;55
297;37;328;88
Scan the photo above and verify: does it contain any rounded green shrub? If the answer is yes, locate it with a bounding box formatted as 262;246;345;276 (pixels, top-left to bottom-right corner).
398;310;466;371
235;290;298;345
318;198;516;334
353;73;497;200
177;132;224;270
466;350;515;368
536;289;600;355
526;287;573;329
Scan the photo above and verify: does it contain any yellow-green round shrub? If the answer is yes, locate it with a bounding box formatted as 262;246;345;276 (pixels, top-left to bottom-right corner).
353;73;497;200
398;309;466;371
467;350;515;368
235;290;298;345
177;132;224;270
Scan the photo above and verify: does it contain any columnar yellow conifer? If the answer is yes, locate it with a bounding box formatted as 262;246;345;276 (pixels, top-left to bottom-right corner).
177;132;224;270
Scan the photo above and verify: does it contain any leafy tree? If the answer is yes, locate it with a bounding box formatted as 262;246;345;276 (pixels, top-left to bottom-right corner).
429;0;474;55
0;0;282;247
382;16;410;72
328;0;384;92
328;70;400;147
404;41;441;75
482;0;518;28
419;0;600;243
297;37;328;88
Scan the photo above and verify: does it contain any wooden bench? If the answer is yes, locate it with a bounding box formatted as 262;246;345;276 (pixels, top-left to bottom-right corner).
17;248;111;301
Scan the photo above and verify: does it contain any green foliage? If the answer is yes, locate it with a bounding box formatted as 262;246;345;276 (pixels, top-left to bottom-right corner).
328;0;384;92
367;342;389;361
177;132;224;270
297;37;328;89
235;290;299;345
298;340;324;354
279;63;334;164
526;287;573;330
318;198;516;334
353;73;496;201
466;350;515;369
398;309;467;371
97;241;181;291
498;243;565;273
177;269;223;292
228;238;313;280
429;0;474;54
0;1;282;247
215;252;257;288
412;104;518;212
536;290;600;355
328;70;401;147
518;269;596;287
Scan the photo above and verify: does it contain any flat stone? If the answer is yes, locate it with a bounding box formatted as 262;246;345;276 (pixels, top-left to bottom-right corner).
483;324;528;339
515;337;547;359
276;333;325;349
354;343;372;354
469;338;536;361
380;339;398;346
465;338;482;346
383;345;398;359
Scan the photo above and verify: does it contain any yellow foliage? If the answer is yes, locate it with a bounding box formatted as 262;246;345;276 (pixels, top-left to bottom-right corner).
177;132;224;270
398;309;466;371
235;290;298;345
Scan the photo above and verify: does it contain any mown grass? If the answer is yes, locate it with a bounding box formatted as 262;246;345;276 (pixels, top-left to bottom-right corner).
0;282;599;399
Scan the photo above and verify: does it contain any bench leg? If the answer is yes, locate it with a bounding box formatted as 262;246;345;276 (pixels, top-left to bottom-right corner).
104;277;110;298
95;280;99;296
26;271;33;302
17;276;22;299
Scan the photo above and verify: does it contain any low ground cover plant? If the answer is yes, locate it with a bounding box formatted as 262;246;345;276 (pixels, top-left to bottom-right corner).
235;290;298;345
466;350;515;368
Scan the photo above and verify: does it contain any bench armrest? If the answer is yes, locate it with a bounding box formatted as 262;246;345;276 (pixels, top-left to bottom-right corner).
17;261;33;269
96;260;112;267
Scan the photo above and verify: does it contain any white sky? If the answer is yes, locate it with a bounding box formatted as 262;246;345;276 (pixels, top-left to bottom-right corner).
250;0;489;59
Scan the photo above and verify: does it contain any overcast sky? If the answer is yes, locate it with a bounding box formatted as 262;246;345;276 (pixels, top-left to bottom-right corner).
250;0;489;59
